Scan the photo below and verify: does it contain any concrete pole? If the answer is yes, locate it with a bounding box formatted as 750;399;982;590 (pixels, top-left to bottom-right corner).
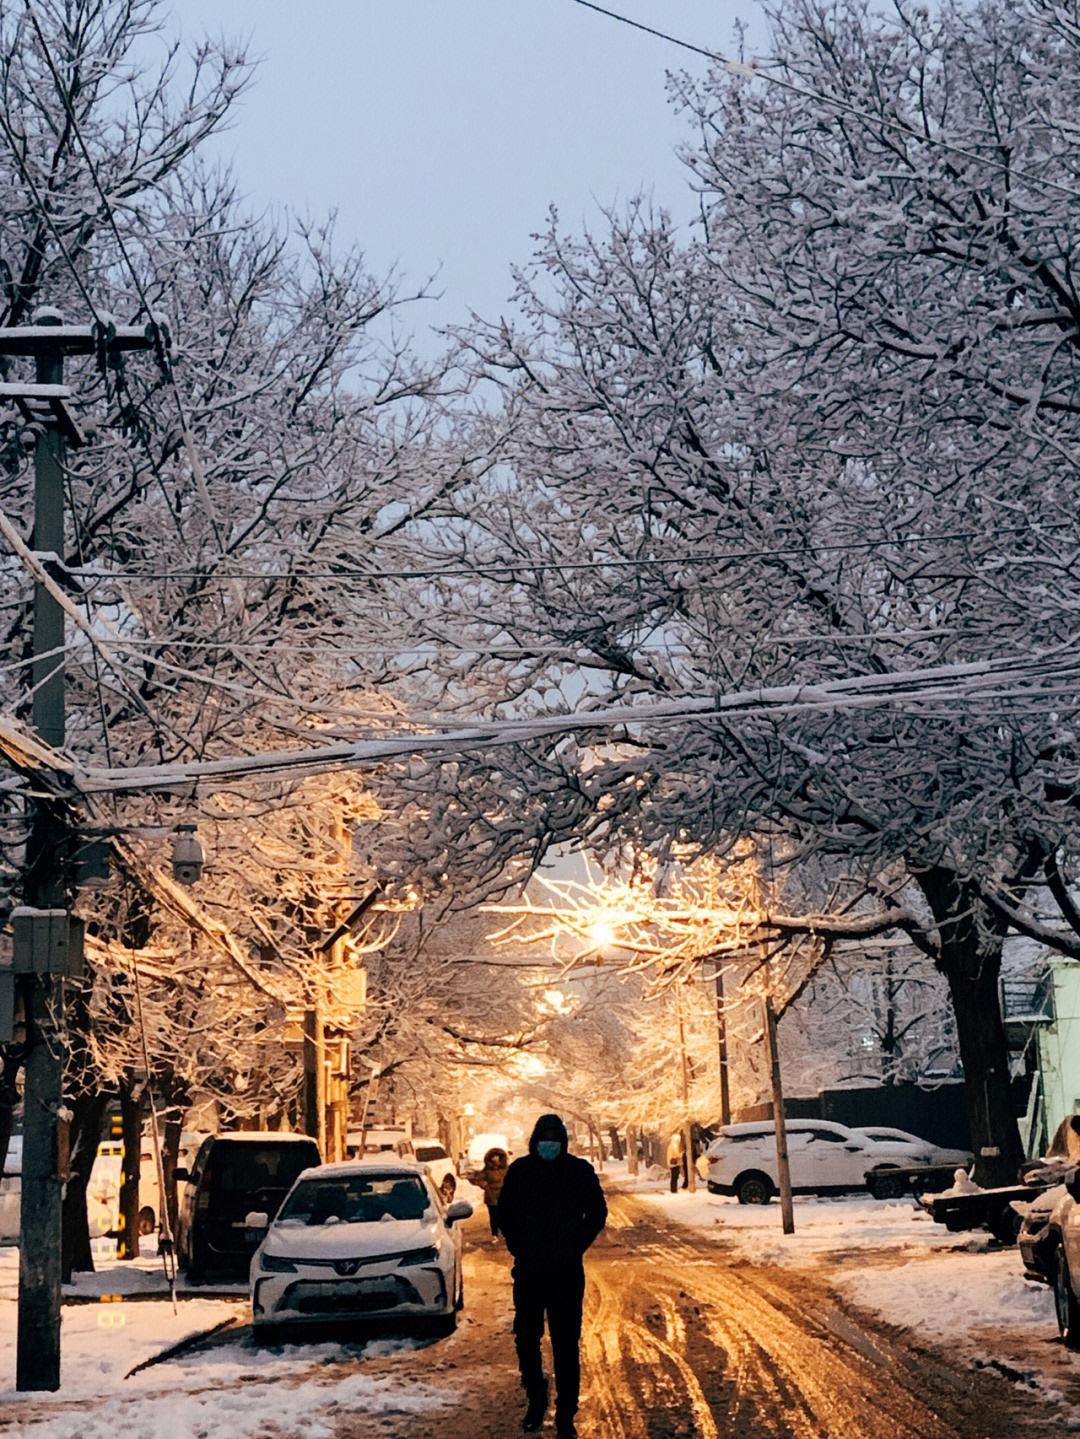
18;314;67;1392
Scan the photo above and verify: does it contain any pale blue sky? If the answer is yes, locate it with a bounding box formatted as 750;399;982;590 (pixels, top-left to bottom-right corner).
173;1;770;341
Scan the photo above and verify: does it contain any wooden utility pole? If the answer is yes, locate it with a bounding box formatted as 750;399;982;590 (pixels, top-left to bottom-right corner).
302;1005;326;1158
676;989;696;1193
0;315;159;1390
762;989;795;1235
714;963;731;1127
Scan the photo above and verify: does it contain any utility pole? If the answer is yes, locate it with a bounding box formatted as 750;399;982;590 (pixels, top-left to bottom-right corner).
714;963;731;1127
762;985;795;1236
0;313;160;1391
676;989;696;1193
302;1005;326;1158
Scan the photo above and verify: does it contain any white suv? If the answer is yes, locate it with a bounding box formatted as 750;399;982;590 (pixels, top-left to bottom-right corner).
701;1119;930;1204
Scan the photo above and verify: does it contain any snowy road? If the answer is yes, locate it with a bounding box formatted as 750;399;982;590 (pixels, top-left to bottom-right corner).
582;1194;1050;1439
305;1188;1071;1437
2;1191;1072;1438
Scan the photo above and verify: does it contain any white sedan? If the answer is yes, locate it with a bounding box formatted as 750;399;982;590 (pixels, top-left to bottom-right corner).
249;1159;471;1337
847;1126;972;1170
702;1119;964;1203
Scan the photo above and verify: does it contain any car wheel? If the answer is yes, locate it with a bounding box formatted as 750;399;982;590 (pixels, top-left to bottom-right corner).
1055;1247;1080;1348
868;1168;906;1201
735;1171;774;1206
185;1235;206;1284
988;1204;1022;1247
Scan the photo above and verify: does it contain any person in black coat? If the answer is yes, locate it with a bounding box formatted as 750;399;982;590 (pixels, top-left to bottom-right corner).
496;1113;607;1439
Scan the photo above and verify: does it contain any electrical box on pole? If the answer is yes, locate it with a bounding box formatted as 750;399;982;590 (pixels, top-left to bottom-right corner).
0;312;162;1392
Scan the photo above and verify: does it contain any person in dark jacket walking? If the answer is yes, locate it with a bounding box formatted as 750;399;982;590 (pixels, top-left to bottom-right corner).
496;1113;607;1439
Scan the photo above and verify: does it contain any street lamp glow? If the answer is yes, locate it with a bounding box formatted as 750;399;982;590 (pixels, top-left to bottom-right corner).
588;917;619;953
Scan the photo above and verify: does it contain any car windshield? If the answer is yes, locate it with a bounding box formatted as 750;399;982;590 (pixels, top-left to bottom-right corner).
276;1173;431;1226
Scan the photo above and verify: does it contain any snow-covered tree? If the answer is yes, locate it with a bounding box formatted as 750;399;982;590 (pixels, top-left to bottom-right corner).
422;0;1080;1182
0;1;499;1212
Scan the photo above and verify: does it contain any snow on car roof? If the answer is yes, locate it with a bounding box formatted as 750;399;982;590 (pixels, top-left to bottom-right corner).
295;1156;425;1181
206;1131;319;1143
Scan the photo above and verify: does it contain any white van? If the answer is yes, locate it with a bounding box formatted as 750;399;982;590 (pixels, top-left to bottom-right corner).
89;1129;207;1236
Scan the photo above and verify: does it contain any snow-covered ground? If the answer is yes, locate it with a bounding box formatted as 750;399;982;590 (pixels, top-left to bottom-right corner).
1;1168;1073;1434
0;1237;448;1438
618;1164;1068;1386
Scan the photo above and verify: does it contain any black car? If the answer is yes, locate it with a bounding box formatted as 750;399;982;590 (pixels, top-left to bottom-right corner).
175;1132;321;1282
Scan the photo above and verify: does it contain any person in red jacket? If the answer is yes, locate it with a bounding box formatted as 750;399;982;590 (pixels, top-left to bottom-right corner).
495;1113;607;1439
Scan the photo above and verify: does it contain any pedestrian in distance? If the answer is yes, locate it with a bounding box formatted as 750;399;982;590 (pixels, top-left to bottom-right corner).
666;1130;688;1193
496;1113;608;1439
481;1144;509;1237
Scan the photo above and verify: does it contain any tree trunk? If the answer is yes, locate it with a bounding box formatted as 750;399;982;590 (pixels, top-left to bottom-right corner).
155;1069;191;1243
918;868;1024;1187
627;1125;639;1176
117;1084;144;1260
160;1110;184;1242
607;1127;624;1160
61;1090;109;1280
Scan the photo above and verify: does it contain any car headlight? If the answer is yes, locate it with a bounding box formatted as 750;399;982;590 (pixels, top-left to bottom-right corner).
259;1253;297;1273
396;1246;440;1266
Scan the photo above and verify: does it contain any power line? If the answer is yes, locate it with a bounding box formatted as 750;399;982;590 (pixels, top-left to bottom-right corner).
68;642;1080;795
31;517;1070;586
0;615;1033;666
567;0;1080;204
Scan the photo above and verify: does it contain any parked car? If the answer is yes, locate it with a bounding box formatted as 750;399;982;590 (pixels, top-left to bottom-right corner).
344;1127;415;1161
1015;1165;1080;1345
701;1119;940;1203
411;1138;455;1188
847;1126;972;1170
174;1132;321;1282
248;1157;472;1338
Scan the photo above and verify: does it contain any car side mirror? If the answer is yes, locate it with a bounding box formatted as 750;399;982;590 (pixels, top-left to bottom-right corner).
1066;1168;1080;1202
173;1167;190;1182
245;1211;269;1230
445;1200;473;1224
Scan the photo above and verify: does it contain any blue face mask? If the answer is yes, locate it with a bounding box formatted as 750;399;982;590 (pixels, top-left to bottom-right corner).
536;1139;562;1161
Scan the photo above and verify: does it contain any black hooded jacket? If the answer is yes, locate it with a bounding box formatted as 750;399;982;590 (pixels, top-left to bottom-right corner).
496;1115;607;1276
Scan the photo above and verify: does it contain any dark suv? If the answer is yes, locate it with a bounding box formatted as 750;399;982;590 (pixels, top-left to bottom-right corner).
175;1133;321;1282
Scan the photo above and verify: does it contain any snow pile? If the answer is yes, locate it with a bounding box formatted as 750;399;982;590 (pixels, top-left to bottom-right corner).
0;1242;449;1438
2;1367;448;1439
628;1183;1056;1347
839;1249;1053;1340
